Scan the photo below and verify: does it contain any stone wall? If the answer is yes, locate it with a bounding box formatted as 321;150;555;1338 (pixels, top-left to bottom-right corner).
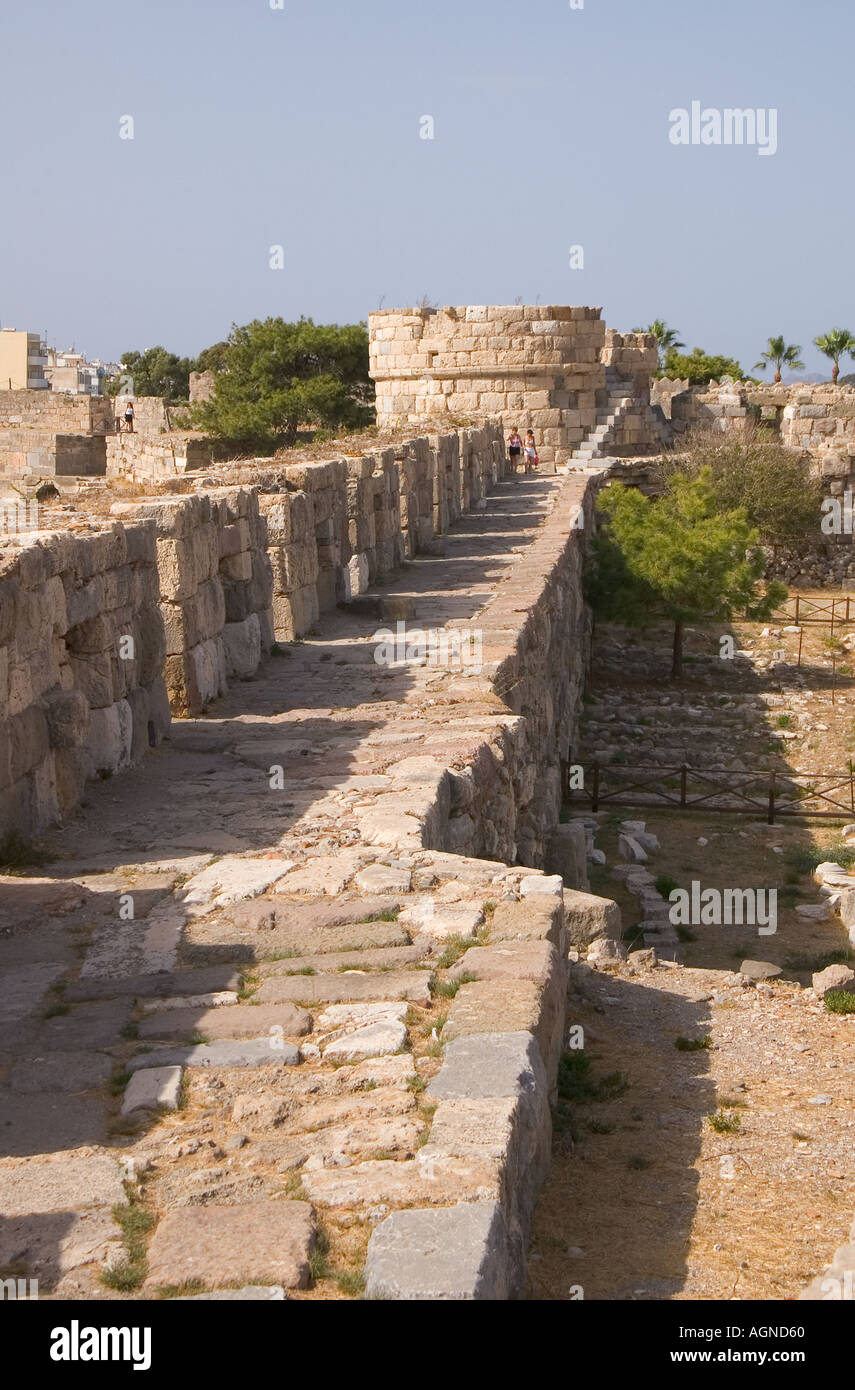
106;431;214;480
111;489;274;717
670;380;855;455
220;423;504;643
0;419;586;843
0;431;106;478
0;521;170;840
0;390;113;434
370;306;606;466
602;330;658;395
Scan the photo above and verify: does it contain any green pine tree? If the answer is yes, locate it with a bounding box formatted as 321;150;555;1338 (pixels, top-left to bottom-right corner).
586;471;787;678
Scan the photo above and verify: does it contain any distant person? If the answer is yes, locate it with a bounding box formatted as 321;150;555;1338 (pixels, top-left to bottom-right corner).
524;430;538;474
507;426;522;482
124;401;135;433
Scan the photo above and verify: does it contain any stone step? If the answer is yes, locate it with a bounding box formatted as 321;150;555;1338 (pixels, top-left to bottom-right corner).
255;970;433;1007
66;967;243;1003
128;1037;301;1070
137;1002;313;1043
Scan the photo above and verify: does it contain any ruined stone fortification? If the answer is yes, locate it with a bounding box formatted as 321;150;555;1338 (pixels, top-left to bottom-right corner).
369;305;664;465
2;419;590;864
0;437;608;1300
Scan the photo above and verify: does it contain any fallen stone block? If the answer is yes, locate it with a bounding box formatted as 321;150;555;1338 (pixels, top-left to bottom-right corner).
812;964;855;998
564;888;622;946
739;960;783;982
121;1066;182;1115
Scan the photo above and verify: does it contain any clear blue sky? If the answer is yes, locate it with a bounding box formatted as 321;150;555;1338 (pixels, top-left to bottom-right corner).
2;0;851;377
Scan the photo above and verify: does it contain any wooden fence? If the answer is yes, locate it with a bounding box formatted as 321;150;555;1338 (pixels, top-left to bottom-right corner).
568;761;855;823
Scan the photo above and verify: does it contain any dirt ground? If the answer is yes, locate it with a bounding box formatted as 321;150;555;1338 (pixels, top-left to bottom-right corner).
527;594;855;1301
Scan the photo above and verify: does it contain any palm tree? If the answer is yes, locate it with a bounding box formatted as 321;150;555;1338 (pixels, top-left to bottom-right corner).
754;336;804;383
633;319;684;370
813;329;855;384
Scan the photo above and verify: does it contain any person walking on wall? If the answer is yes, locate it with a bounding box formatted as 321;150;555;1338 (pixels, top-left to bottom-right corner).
124;401;135;434
507;426;522;482
524;430;538;475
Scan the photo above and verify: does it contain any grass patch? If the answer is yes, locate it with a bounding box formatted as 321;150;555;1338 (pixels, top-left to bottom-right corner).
436;936;470;969
824;990;855;1015
108;1066;132;1098
654;874;680;900
100;1201;156;1292
432;971;476;999
627;1153;652;1170
785;844;855;874
708;1109;742;1134
336;1270;365;1296
119;1022;139;1041
675;1035;712;1052
407;1074;427;1093
237;972;259;1001
554;1050;630;1137
308;1226;331;1283
360;907;401;924
676;926;697;943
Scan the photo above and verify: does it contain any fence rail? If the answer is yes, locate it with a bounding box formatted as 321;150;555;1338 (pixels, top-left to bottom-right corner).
568;761;855;823
774;595;855;629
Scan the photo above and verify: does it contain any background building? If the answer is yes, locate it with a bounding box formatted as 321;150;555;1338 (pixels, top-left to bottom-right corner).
0;328;48;390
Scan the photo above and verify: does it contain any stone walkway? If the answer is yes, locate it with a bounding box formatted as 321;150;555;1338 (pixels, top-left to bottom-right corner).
0;473;566;1299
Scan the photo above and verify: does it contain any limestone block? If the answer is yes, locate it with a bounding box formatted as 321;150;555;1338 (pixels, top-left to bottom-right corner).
87;699;133;775
365;1202;512;1300
222;612;262;679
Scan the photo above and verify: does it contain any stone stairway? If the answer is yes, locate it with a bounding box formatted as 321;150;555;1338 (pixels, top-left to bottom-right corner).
570;368;668;463
571;369;636;462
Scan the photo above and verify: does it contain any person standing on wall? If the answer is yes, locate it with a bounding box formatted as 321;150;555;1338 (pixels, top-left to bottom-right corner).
524;429;538;474
124;401;135;433
507;426;522;483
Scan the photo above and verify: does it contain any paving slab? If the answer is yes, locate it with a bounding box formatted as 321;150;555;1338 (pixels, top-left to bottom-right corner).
0;1154;126;1217
9;1051;114;1093
0;964;66;1025
0;1208;123;1287
143;1200;315;1291
0;1093;108;1158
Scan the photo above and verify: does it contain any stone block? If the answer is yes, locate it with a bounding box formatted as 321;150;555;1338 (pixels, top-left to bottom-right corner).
144;1201;315;1291
365;1202;512;1300
121;1065;183;1115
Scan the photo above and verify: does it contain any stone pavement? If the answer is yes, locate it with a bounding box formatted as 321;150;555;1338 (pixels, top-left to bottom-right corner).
0;472;575;1299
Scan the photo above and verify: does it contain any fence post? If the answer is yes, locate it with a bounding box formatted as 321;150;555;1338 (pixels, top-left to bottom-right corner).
592;762;600;812
680;764;688;808
768;770;776;825
850;760;854;815
795;595;800;624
